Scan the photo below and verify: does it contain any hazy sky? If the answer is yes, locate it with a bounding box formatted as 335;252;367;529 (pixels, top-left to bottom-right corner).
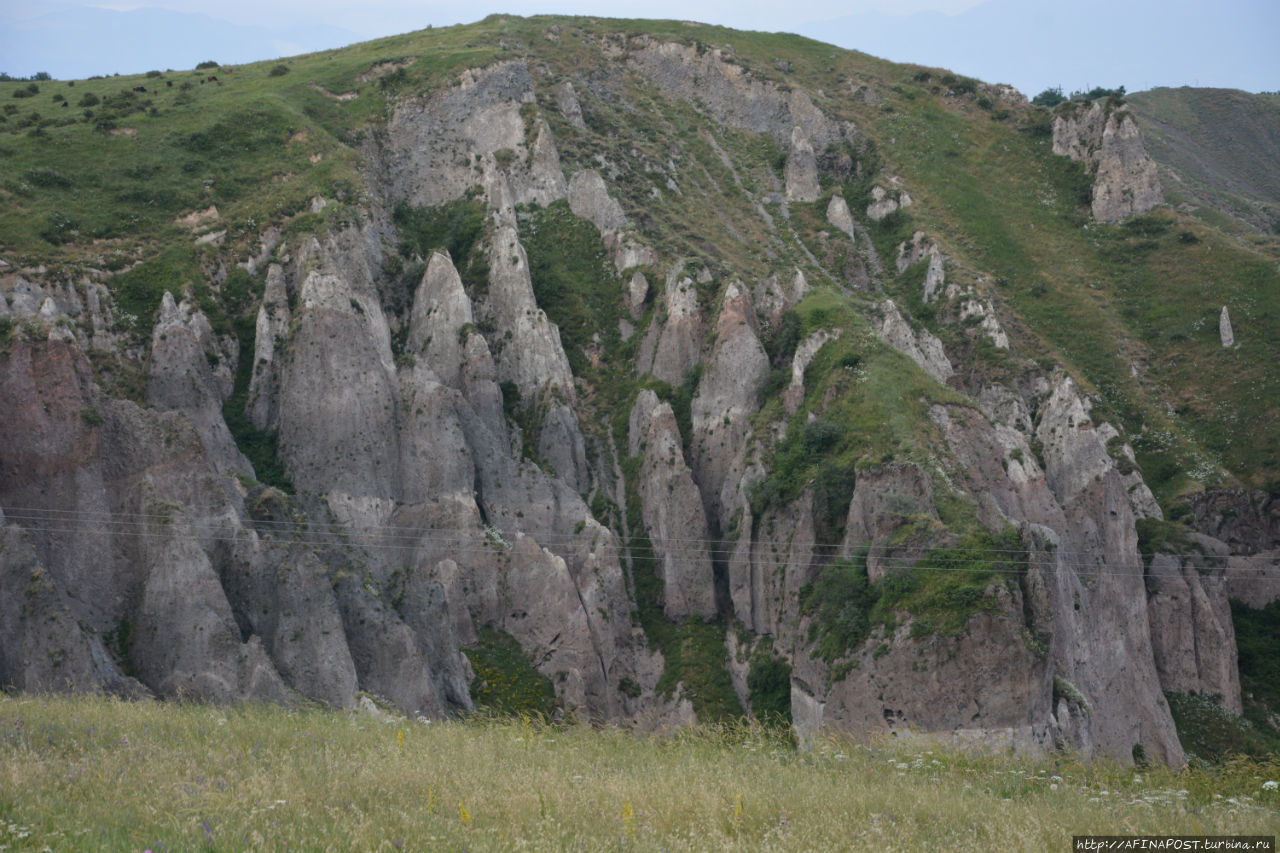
2;0;1277;96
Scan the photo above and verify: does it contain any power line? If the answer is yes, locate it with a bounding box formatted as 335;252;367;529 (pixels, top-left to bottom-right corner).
3;504;1275;583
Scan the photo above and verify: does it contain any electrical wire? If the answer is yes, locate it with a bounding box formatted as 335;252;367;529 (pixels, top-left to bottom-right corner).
3;504;1275;583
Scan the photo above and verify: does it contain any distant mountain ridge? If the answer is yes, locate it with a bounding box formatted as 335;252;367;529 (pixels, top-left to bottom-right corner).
1128;87;1280;235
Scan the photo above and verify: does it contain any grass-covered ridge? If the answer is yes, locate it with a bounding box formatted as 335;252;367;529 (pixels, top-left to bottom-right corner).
1;694;1277;851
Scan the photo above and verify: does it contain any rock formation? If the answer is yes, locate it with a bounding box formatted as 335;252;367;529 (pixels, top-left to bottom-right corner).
0;22;1269;769
1052;101;1164;222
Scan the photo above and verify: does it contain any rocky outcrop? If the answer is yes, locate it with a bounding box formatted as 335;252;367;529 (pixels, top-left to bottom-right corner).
640;262;706;386
568;169;628;233
3;37;1266;769
630;391;716;618
247;264;290;431
1190;489;1280;609
896;232;946;303
146;292;246;476
1219;306;1234;348
628;40;852;151
840;463;939;581
866;185;911;222
1145;542;1241;713
383;61;567;210
690;282;770;529
874;299;953;383
826;195;856;237
553;80;587;130
784;126;820;202
1053;101;1164;222
793;586;1053;754
752;269;809;328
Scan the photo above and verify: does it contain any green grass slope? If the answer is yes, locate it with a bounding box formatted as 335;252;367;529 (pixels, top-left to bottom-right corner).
1;695;1277;850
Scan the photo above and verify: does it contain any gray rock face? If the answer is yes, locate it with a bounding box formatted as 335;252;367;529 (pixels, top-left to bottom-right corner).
916;375;1187;765
826;195;856;238
643;263;705;386
553;80;587;130
147;293;247;476
385;62;564;209
866;185;911;222
247;264;290;431
218;539;358;709
753;269;809;328
407;252;475;388
568;169;627;233
5;46;1266;767
794;588;1053;754
537;403;591;494
783;329;838;415
784;127;820;202
1191;489;1280;609
690;282;769;529
485;224;576;400
277;258;400;499
1031;376;1184;764
1053;102;1164;222
132;529;291;704
630;391;716;618
0;521;119;695
874;299;953;383
1145;548;1241;713
628;40;850;150
627;271;649;320
1219;306;1235;347
841;463;939;581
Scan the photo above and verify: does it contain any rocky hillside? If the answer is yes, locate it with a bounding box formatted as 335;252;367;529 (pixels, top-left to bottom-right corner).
1;15;1277;765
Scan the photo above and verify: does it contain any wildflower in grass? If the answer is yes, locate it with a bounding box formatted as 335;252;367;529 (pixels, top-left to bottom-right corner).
397;729;404;750
734;794;743;824
622;802;635;836
459;802;471;826
1264;781;1278;792
427;787;436;813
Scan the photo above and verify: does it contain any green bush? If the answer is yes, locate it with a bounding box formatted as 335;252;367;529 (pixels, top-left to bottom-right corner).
268;64;290;77
747;652;792;725
195;60;220;70
801;552;876;664
1232;597;1280;713
111;247;202;329
39;212;79;245
520;198;622;376
25;166;70;188
1167;691;1280;762
467;627;558;717
1031;87;1065;108
393;197;489;295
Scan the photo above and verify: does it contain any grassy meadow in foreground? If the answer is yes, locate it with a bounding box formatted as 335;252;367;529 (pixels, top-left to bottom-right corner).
1;695;1279;851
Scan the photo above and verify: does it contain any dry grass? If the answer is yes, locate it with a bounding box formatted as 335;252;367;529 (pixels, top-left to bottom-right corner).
1;694;1279;851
